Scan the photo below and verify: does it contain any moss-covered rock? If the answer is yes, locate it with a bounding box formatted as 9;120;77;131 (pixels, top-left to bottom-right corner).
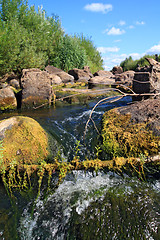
102;109;160;158
0;116;49;172
101;108;160;159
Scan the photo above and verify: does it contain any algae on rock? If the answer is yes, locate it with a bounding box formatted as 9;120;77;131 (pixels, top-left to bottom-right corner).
101;108;160;159
0;116;49;169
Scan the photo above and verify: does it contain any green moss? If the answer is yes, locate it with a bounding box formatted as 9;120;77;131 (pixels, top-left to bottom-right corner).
21;96;49;109
101;109;160;159
1;116;49;171
0;97;17;111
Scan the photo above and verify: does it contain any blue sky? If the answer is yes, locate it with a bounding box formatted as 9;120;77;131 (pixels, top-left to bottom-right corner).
28;0;160;70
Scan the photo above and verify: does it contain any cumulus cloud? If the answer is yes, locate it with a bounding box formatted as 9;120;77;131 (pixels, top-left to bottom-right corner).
97;46;120;53
84;3;113;14
119;20;126;26
136;21;145;25
107;27;125;35
146;44;160;54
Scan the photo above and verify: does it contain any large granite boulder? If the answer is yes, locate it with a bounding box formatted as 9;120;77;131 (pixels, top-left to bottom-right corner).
21;68;53;108
0;86;17;111
68;68;93;83
45;65;74;83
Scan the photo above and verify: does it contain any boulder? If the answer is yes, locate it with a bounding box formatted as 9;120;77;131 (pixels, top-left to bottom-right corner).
93;70;114;78
68;68;92;83
45;65;74;83
146;58;160;92
56;72;74;83
21;68;53;108
9;79;20;89
49;74;62;85
88;76;115;88
112;66;123;75
115;70;135;86
0;86;17;111
101;99;160;160
0;72;19;84
0;116;49;168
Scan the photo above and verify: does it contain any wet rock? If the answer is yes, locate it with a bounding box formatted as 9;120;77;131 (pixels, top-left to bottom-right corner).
0;86;17;111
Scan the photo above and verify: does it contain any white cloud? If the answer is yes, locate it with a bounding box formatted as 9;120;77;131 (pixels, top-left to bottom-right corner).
146;44;160;54
84;3;113;14
97;46;120;53
129;25;134;29
114;39;121;43
136;21;145;25
107;27;125;35
119;20;126;26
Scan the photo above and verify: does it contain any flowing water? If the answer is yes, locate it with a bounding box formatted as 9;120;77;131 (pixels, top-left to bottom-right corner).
0;96;160;239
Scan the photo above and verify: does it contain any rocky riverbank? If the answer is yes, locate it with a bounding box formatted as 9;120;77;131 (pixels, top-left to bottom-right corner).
1;57;159;111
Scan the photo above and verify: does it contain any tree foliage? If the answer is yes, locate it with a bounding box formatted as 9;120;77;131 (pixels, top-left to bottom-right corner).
120;54;160;72
0;0;104;76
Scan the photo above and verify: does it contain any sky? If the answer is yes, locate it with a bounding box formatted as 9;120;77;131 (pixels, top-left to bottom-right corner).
28;0;160;70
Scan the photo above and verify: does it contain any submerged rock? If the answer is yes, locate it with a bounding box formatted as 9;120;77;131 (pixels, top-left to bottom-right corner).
0;116;49;169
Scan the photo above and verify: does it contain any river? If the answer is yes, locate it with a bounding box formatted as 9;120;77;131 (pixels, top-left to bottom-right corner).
0;96;159;239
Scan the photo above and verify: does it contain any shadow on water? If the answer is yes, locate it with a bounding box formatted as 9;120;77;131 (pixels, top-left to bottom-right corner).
0;96;160;239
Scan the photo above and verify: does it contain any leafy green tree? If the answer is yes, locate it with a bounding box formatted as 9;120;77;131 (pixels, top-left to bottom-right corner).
0;0;104;76
75;34;104;73
52;34;87;71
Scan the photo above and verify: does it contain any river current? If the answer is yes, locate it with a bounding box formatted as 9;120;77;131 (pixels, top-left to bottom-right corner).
0;96;159;239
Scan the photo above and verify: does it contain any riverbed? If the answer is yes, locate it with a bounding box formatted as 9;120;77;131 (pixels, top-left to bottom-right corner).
0;96;159;239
